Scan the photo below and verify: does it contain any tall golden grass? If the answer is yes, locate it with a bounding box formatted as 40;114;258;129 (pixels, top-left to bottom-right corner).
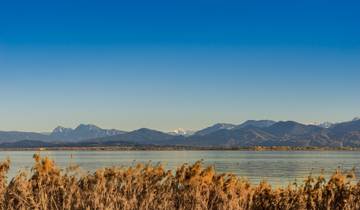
1;154;360;210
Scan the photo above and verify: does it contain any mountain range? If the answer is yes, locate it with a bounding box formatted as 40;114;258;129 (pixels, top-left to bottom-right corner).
0;124;125;143
1;118;360;148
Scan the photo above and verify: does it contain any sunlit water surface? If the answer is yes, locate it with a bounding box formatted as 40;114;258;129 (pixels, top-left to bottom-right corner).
1;150;360;186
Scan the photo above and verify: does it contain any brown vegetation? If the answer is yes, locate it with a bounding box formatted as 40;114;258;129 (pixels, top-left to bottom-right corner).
0;155;360;210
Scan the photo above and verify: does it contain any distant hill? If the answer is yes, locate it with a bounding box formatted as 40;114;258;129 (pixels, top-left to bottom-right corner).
1;118;360;148
194;120;276;136
0;140;60;148
88;128;184;145
328;118;360;138
234;120;276;129
263;121;323;137
0;131;53;143
186;126;276;147
50;124;125;142
194;123;236;136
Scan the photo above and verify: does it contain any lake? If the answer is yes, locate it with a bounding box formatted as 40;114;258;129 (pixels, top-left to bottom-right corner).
1;150;360;186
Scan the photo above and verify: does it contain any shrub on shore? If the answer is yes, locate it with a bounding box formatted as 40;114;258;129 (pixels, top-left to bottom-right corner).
0;155;359;210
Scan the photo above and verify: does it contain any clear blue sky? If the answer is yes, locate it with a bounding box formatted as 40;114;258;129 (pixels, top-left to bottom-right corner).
0;0;359;132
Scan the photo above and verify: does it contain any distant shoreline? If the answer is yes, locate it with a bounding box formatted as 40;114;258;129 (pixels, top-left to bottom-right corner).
1;146;360;151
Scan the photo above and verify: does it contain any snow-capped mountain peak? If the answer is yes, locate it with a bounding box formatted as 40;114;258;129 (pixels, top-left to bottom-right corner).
169;128;195;136
315;122;334;128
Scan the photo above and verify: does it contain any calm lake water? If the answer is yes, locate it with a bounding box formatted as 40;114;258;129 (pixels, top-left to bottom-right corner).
1;150;360;186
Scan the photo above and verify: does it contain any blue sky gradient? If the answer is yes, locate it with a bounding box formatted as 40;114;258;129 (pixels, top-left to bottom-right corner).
0;0;359;132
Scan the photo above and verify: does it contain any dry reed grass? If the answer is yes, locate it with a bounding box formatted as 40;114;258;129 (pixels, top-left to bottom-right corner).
0;154;359;210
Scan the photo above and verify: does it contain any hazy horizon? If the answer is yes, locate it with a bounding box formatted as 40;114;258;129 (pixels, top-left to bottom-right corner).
1;0;359;132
